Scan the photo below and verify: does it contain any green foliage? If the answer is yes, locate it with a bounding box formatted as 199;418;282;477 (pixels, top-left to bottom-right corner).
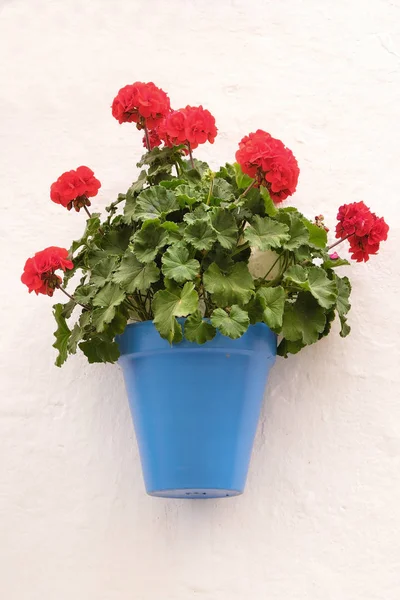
133;186;179;221
211;305;250;338
50;145;356;365
211;208;238;249
153;282;199;343
53;304;71;367
184;218;217;250
184;311;216;344
113;253;160;293
132;219;169;262
161;244;200;283
256;286;286;330
244;215;290;250
203;262;254;306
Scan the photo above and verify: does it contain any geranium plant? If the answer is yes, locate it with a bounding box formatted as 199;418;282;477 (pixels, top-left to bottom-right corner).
22;82;389;366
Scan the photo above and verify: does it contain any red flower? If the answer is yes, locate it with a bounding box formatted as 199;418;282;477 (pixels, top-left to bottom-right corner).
161;106;218;149
348;236;380;262
183;106;217;148
368;216;389;245
235;130;299;203
50;166;101;211
111;82;170;129
142;128;162;150
335;202;389;262
335;201;375;238
21;247;73;296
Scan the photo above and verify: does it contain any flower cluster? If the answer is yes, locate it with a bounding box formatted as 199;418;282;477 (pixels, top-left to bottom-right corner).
21;247;73;296
235;129;299;203
112;82;171;129
335;202;389;262
50;166;101;211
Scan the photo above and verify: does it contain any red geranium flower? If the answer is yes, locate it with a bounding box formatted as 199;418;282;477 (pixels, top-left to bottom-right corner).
235;130;299;203
368;216;389;245
142;128;162;150
50;166;101;211
335;201;375;238
111;82;170;129
335;202;389;262
161;106;217;150
21;247;73;296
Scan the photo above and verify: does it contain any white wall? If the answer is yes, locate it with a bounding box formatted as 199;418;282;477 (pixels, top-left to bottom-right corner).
1;1;400;598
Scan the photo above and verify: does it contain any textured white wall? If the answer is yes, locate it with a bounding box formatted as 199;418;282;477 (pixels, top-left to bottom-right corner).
1;1;400;598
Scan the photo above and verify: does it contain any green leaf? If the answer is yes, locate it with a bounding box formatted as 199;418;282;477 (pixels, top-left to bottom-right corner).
211;178;235;203
307;267;337;309
283;264;308;286
184;311;216;344
153;282;199;343
68;323;83;354
112;252;160;293
74;284;97;304
335;275;351;316
160;220;184;243
105;309;128;337
211;208;238;250
79;336;120;364
203;262;254;306
284;265;337;309
92;283;126;332
159;179;186;190
281;293;326;345
277;338;306;357
61;300;76;319
53;304;71;367
277;212;310;250
161;244;200;283
132;219;169;262
99;227;132;255
174;184;200;207
211;305;250;339
322;257;350;269
184;218;217;251
70;214;101;254
294;245;313;263
126;170;147;199
183;205;210;224
79;311;91;330
233;162;254;190
133;186;179;221
302;219;328;249
89;256;118;287
260;187;278;217
256;286;286;330
93;282;126;308
244;215;290;251
339;314;351;337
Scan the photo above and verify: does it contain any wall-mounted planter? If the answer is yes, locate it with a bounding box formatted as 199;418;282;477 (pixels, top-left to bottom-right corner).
118;321;276;499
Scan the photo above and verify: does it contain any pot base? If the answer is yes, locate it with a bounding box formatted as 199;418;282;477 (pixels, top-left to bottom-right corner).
148;488;242;499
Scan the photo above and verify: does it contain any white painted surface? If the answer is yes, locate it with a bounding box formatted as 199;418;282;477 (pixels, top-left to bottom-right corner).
1;1;400;598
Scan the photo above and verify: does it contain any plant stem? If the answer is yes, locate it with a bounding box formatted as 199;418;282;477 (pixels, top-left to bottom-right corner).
143;122;151;151
232;241;250;257
187;142;195;169
83;205;92;219
261;254;282;281
58;286;88;309
327;233;353;251
239;180;256;198
206;177;214;205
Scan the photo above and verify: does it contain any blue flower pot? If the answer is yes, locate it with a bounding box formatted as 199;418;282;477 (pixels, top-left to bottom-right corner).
117;321;276;499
